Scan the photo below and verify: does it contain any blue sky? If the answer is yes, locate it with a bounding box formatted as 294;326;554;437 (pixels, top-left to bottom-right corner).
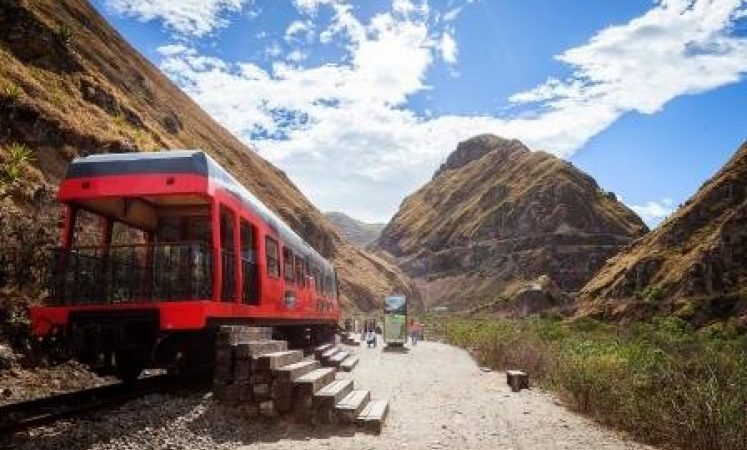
92;0;747;226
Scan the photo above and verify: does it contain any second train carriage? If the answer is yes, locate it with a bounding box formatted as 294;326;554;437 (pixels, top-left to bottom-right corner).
30;151;340;379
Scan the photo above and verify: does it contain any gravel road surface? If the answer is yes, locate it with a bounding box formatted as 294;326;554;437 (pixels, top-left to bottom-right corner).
9;340;656;450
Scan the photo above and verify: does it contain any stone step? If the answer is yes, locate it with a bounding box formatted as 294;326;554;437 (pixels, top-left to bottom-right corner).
294;367;336;396
340;355;359;372
313;378;354;409
325;350;349;368
234;340;288;359
320;347;339;360
254;349;303;370
356;399;389;434
314;343;334;359
335;389;370;424
273;359;320;382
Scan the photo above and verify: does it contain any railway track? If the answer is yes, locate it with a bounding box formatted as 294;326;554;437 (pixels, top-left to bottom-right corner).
0;373;207;435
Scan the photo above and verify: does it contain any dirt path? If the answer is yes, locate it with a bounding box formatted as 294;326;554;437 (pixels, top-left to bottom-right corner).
240;340;655;450
12;340;658;450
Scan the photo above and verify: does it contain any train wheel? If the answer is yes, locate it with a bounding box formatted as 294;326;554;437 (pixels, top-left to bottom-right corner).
115;349;144;383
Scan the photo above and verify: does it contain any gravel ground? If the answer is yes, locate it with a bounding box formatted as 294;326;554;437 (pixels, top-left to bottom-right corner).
7;340;657;450
0;361;113;406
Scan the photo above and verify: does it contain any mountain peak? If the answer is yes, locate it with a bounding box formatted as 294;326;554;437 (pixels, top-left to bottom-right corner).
379;134;646;310
434;134;529;178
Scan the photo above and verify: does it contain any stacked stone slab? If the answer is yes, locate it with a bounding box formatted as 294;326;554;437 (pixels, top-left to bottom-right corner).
213;327;389;433
315;343;359;371
213;325;300;416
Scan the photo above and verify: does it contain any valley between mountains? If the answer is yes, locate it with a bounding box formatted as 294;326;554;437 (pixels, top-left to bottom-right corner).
0;1;745;450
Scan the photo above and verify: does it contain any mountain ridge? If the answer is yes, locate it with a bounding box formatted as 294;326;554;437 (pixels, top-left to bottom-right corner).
377;134;647;310
324;211;385;248
578;141;747;327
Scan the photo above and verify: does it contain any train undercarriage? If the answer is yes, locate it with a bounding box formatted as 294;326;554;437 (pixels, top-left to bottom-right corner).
43;310;337;381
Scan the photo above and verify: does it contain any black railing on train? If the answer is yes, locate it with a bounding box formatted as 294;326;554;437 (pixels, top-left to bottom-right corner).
46;242;212;306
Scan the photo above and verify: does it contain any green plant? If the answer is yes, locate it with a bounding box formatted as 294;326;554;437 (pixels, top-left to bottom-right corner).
112;113;152;149
638;285;664;302
55;23;73;46
2;81;21;100
3;142;34;181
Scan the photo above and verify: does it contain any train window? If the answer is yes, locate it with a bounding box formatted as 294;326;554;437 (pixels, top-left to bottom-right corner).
187;216;211;244
240;219;257;304
314;265;323;295
295;255;304;287
111;220;146;246
265;237;280;278
156;217;182;242
220;207;234;251
325;273;333;297
283;247;295;283
240;220;254;262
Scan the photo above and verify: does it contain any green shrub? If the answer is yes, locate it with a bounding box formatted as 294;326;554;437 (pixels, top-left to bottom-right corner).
55;23;73;46
639;285;664;302
2;142;34;181
438;317;747;450
2;81;21;100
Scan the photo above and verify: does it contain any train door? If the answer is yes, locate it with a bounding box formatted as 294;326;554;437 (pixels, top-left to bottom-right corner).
219;206;236;301
239;218;258;305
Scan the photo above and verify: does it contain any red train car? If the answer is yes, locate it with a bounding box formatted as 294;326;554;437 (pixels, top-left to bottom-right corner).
29;151;340;379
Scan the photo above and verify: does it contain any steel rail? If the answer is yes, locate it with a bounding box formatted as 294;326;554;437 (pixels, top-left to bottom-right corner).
0;373;206;435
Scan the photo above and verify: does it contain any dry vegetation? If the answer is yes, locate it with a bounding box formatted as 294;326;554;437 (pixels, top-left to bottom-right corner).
436;316;747;450
579;142;747;326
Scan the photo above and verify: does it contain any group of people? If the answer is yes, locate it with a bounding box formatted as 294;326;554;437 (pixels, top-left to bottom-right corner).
358;318;424;348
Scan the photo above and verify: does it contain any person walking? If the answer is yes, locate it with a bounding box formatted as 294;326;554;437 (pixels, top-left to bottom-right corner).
366;328;377;348
415;320;423;342
409;319;418;346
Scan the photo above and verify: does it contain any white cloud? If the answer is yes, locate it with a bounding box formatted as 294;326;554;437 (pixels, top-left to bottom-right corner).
285;20;314;43
630;198;675;227
156;44;192;57
265;42;284;59
286;49;307;63
106;0;249;36
439;29;458;64
292;0;335;15
157;0;747;222
443;7;463;22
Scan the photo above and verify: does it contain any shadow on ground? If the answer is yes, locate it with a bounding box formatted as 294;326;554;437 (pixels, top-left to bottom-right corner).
381;346;410;354
7;392;360;450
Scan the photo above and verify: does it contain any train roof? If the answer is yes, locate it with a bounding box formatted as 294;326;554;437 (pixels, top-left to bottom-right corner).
65;151;334;274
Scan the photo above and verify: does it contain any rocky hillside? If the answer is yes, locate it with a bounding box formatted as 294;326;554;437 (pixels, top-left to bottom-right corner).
0;0;422;313
377;134;647;310
325;212;385;248
578;142;747;328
